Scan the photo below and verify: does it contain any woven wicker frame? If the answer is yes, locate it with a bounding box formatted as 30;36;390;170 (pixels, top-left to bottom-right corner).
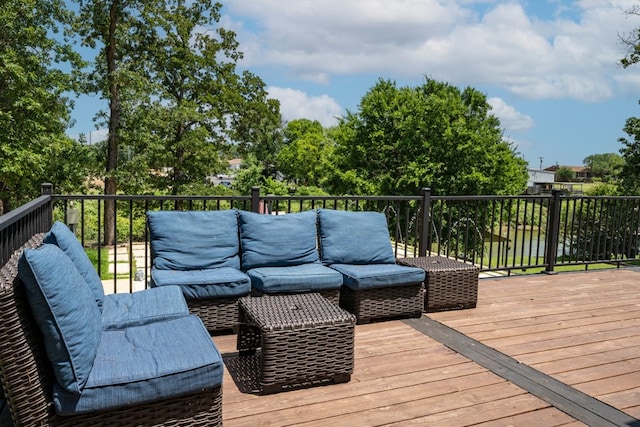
250;288;340;305
236;289;340;353
339;282;424;324
397;256;479;312
187;296;242;332
0;234;223;426
236;293;355;394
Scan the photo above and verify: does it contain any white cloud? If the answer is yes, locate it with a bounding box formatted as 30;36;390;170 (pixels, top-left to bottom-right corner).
268;87;343;127
488;97;534;131
223;0;640;102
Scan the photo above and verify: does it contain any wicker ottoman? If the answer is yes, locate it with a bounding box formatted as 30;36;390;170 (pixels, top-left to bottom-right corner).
236;293;356;394
397;256;479;312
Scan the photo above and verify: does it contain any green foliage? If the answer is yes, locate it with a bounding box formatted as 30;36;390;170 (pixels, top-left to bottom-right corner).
618;115;640;195
620;5;640;68
583;153;623;182
560;198;639;261
585;183;618;196
329;78;528;196
263;178;289;196
74;0;281;197
0;0;84;213
554;166;575;182
85;248;110;277
232;154;264;194
277;119;336;187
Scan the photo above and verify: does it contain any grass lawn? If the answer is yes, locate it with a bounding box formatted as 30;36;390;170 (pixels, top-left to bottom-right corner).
85;247;133;280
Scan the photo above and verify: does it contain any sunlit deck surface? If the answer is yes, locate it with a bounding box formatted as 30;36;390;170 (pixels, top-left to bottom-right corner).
213;268;640;426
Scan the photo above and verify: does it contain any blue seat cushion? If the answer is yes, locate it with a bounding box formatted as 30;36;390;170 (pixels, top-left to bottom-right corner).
53;315;223;415
150;267;251;299
147;210;241;270
247;263;343;294
101;285;189;330
44;221;105;311
239;210;319;270
318;209;396;265
330;263;425;290
18;244;102;394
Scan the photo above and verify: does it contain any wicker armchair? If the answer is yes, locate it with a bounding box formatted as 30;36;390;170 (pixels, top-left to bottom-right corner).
0;234;222;426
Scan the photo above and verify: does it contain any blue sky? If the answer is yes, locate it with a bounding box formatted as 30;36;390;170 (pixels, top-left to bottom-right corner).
68;0;640;169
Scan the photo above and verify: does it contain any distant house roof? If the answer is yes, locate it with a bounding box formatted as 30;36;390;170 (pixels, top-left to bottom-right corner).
544;165;590;173
228;158;242;170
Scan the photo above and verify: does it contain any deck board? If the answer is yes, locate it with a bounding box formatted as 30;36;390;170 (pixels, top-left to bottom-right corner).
214;268;640;426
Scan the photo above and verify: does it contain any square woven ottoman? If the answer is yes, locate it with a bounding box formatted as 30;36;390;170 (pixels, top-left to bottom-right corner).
397;256;479;311
236;293;355;394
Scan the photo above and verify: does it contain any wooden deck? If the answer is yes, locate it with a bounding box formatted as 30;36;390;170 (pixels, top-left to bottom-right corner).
213;267;640;426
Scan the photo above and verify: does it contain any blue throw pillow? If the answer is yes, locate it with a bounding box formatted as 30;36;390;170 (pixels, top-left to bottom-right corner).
18;244;102;394
147;210;241;270
318;209;396;265
239;210;319;270
44;221;105;312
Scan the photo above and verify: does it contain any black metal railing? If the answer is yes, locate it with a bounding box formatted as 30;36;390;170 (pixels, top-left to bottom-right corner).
0;184;54;266
3;185;640;293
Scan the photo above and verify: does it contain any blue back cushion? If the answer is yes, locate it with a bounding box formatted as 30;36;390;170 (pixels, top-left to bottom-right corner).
147;210;240;270
239;210;319;270
18;244;102;394
318;209;396;265
44;221;105;312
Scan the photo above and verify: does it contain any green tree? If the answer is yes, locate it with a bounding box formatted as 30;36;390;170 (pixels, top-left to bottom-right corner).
618;4;640;195
620;4;640;68
618;115;640;194
119;0;281;195
555;166;575;182
583;153;623;182
277;119;335;187
75;0;280;240
75;0;137;243
330;78;528;196
231;154;264;195
0;0;83;214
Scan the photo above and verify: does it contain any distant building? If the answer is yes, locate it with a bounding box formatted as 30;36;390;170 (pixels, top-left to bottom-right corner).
207;158;243;187
228;158;242;171
544;165;592;181
526;169;555;194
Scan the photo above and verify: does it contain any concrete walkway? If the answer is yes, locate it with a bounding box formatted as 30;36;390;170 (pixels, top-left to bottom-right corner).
101;243;151;294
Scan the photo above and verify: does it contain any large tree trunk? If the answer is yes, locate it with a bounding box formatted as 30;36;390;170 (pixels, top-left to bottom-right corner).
103;0;121;246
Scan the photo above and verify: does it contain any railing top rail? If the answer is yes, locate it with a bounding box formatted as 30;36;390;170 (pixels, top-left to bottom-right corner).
561;194;640;201
432;194;553;201
53;194;422;203
53;194;252;202
0;194;51;233
262;195;421;202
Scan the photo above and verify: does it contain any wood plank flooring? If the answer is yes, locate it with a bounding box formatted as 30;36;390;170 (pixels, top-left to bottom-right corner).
429;268;640;424
213;267;640;426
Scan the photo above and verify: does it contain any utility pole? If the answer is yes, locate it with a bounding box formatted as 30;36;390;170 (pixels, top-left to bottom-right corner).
539;157;543;170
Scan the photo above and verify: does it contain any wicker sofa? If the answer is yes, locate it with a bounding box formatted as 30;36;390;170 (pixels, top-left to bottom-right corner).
0;230;223;426
148;208;425;325
147;210;345;333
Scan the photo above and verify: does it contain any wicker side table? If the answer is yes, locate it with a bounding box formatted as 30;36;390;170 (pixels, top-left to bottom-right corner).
397;256;479;312
236;293;356;394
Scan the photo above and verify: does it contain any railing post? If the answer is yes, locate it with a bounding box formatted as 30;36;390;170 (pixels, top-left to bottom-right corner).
41;183;53;195
40;183;54;230
419;187;431;257
545;189;562;274
251;186;261;213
